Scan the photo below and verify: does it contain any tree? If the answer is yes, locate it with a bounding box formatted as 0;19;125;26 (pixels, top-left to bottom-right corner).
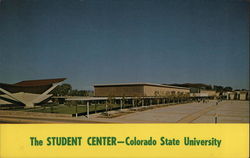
106;96;115;116
69;89;79;96
213;85;224;92
205;85;212;90
78;90;88;96
51;83;72;96
69;89;94;96
223;86;233;92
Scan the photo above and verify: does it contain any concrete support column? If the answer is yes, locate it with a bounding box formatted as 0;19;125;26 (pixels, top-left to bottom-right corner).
87;101;90;118
120;99;123;110
105;101;108;115
94;103;97;113
150;99;152;105
75;104;78;117
142;99;144;107
25;103;35;108
132;99;135;107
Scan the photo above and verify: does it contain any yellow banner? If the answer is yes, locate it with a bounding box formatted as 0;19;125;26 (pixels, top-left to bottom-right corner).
0;124;249;158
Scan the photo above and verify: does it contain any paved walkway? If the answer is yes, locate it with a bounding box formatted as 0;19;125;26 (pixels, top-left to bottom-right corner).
89;100;249;123
193;100;249;123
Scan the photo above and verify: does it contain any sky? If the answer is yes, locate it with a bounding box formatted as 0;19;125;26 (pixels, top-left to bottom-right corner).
0;0;249;90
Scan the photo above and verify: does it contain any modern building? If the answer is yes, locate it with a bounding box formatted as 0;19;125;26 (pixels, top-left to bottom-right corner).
169;83;216;99
199;89;217;97
238;91;249;100
0;78;66;108
94;83;190;97
225;91;249;100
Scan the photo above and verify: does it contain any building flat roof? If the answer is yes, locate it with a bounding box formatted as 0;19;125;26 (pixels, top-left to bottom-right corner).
94;83;190;90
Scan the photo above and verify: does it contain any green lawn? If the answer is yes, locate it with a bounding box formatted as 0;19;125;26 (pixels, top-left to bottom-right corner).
27;103;134;114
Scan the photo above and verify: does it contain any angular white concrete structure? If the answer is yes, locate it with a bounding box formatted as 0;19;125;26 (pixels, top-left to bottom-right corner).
0;78;66;108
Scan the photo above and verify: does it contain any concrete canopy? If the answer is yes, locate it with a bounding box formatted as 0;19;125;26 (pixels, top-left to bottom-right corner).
0;78;66;108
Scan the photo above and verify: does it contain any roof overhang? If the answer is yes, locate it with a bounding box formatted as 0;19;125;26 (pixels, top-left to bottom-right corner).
94;82;190;90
